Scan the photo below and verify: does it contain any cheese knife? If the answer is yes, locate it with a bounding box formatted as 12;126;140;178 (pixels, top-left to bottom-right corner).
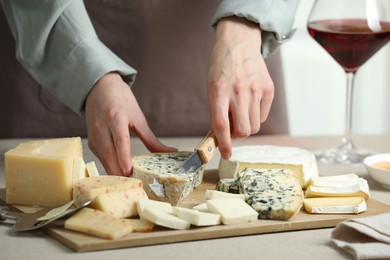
175;130;218;174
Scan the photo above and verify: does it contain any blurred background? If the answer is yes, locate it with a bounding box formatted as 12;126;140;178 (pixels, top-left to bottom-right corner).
280;0;390;136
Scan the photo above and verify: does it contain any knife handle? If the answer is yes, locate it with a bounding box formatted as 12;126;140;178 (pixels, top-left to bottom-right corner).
196;130;218;164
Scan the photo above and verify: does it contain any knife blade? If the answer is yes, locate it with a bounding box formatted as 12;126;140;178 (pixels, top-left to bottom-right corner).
175;130;218;174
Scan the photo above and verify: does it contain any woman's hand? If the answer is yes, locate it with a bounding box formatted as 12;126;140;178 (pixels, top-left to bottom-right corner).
207;17;274;160
85;72;177;176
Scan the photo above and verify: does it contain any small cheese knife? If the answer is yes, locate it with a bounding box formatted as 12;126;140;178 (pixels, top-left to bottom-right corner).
175;130;218;174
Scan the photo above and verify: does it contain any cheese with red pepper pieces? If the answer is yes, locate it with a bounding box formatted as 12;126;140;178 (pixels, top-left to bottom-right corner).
64;208;133;240
73;176;144;207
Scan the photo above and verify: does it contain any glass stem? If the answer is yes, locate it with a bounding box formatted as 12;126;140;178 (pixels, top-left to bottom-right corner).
343;72;356;149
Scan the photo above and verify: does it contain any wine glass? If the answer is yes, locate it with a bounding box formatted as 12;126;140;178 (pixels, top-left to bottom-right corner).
307;0;390;164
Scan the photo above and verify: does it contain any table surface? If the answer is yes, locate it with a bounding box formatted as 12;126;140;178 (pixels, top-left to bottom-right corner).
1;135;390;260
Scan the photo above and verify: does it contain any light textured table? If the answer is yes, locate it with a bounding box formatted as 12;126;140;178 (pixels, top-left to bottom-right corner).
1;135;390;260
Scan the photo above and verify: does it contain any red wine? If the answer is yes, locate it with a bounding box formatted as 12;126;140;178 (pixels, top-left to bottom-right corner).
308;19;390;72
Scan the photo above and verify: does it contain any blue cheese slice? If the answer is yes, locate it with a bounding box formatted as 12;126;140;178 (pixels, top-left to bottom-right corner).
133;152;205;205
238;168;303;220
216;178;240;193
218;145;318;188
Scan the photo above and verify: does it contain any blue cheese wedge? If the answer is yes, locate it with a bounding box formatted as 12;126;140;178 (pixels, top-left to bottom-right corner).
238;168;303;220
218;145;318;188
303;197;367;214
133;152;205;205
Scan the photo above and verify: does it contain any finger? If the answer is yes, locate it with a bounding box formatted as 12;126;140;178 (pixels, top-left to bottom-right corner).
208;95;232;160
108;113;133;177
248;82;261;134
88;126;123;176
133;115;178;153
230;83;251;138
259;84;274;123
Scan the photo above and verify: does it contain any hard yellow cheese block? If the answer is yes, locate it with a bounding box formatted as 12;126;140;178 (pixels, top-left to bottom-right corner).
303;197;367;214
64;208;133;240
5;137;83;207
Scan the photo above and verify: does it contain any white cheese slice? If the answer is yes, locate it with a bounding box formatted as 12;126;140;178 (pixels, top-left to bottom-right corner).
204;189;246;201
5;137;83;207
133;152;205;205
207;198;258;225
85;161;100;177
64;207;133;240
303;197;367;214
172;206;221;226
72;157;87;187
218;145;318;188
192;202;210;212
141;206;191;230
136;198;173;215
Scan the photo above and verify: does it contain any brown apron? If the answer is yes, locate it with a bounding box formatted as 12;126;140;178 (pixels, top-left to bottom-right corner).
0;0;289;138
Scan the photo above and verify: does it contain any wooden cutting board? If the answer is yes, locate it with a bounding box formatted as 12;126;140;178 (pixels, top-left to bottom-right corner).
2;170;390;252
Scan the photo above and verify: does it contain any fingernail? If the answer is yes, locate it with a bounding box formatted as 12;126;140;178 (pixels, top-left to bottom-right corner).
223;153;231;160
123;167;132;177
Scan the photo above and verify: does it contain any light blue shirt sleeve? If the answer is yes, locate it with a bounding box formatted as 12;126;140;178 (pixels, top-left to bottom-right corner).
1;0;137;115
212;0;300;57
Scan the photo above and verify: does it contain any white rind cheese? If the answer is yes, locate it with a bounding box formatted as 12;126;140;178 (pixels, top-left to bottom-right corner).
310;173;360;187
303;197;367;214
237;168;303;220
305;182;370;201
305;175;370;201
218;145;318;188
133;152;204;205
